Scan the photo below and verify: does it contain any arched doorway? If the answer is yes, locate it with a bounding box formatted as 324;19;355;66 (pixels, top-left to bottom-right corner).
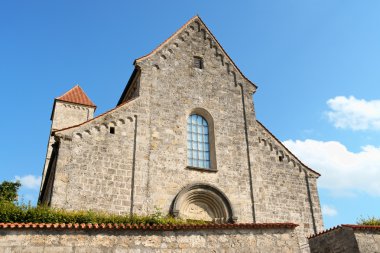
171;183;237;223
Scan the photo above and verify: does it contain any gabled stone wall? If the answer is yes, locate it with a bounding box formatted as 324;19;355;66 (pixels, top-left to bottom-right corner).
135;17;257;224
39;16;324;250
44;98;152;215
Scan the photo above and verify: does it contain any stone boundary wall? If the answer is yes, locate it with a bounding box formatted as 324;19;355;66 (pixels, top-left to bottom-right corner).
0;223;300;253
308;224;380;253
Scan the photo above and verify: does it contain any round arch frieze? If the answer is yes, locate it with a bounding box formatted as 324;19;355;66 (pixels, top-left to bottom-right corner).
171;183;237;223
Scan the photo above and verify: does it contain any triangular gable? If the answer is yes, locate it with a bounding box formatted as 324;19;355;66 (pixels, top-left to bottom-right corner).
56;85;96;108
256;120;321;177
134;15;257;89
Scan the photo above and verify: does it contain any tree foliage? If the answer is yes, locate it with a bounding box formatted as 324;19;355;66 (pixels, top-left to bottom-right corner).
0;181;21;202
357;216;380;226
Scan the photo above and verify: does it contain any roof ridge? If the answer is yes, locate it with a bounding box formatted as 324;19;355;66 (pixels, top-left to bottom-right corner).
56;85;96;108
56;84;79;99
308;224;380;239
135;15;198;63
308;225;342;239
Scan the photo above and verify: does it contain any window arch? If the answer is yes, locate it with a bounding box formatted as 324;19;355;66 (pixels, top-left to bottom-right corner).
187;114;210;169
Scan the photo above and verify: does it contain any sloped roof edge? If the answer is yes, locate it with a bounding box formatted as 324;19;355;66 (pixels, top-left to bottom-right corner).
117;67;140;106
52;97;138;135
56;85;96;108
134;15;257;89
256;120;321;177
308;224;380;239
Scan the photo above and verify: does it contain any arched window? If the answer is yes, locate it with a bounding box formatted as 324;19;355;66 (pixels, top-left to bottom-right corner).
187;114;210;169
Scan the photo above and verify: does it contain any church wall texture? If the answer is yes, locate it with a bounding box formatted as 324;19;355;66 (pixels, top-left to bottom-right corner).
38;16;324;251
40;101;96;195
308;225;380;253
48;98;152;214
135;20;257;223
0;224;300;253
52;101;95;130
355;229;380;252
252;123;323;249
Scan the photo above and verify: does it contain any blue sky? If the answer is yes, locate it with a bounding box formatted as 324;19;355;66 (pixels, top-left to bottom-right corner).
1;1;379;229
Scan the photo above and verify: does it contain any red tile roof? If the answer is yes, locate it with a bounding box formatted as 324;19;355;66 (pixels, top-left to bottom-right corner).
56;85;96;108
0;222;297;230
342;224;380;231
308;224;380;239
308;225;343;239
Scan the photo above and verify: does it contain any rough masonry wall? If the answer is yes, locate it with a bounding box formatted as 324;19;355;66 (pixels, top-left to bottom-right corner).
251;123;323;250
136;20;256;222
40;102;96;195
0;227;300;253
52;101;95;130
49;98;151;214
308;227;359;253
40;17;324;251
136;18;323;250
355;230;380;252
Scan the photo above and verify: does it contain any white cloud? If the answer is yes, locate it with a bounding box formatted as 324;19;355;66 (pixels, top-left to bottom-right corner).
283;139;380;196
326;96;380;131
322;205;338;217
15;175;41;190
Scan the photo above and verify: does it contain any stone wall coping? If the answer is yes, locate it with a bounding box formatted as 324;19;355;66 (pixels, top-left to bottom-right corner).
342;224;380;230
52;97;138;134
308;224;380;239
0;222;298;231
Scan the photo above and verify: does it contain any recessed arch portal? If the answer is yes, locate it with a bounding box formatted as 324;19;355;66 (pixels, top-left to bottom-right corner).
171;183;237;223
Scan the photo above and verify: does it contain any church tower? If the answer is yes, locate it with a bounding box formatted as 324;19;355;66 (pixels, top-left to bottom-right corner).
39;85;96;195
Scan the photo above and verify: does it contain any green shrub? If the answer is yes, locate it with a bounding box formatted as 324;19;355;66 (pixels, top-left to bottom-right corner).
0;202;205;225
0;201;24;222
357;216;380;226
0;181;21;202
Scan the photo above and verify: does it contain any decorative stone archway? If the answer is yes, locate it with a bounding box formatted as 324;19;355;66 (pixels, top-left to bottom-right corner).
171;183;237;223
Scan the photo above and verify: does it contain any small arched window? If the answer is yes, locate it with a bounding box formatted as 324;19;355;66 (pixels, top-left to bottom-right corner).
187;114;210;169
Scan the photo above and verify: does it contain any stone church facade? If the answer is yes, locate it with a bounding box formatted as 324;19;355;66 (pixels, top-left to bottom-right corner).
39;16;323;249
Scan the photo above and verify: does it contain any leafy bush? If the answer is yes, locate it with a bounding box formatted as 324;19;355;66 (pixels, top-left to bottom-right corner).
0;202;205;225
0;181;21;202
0;180;205;225
357;216;380;226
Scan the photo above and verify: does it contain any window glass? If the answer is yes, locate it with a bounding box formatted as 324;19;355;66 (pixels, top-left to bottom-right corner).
187;114;210;169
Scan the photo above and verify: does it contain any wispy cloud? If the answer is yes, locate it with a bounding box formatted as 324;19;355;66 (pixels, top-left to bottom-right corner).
283;139;380;196
326;96;380;131
322;205;338;217
15;175;41;190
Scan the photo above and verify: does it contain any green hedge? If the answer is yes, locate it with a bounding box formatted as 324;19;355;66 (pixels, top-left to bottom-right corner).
0;201;204;225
